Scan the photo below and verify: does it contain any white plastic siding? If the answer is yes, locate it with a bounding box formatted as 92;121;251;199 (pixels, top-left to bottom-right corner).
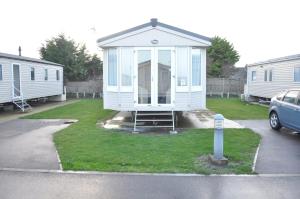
100;28;209;47
21;65;63;99
103;92;119;110
174;92;190;110
105;92;205;111
0;58;63;103
0;59;13;103
190;91;204;109
247;59;300;98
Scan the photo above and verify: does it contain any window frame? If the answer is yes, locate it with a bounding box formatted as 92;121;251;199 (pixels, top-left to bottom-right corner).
191;48;203;91
30;67;35;81
155;47;175;105
44;69;48;81
107;48;118;92
0;64;2;81
294;66;300;82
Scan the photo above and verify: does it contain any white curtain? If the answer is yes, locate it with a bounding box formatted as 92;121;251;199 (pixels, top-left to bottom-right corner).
108;48;117;86
0;64;2;80
192;49;201;86
294;67;300;82
121;48;133;86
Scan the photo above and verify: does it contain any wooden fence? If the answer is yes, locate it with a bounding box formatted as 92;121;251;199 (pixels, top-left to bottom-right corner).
66;79;103;98
206;78;245;97
66;78;245;99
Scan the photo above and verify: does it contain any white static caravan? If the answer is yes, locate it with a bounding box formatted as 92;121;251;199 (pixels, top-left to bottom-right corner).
244;54;300;100
0;52;65;111
97;19;211;131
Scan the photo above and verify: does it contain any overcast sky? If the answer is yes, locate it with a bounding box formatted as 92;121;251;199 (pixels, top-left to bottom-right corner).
1;0;299;67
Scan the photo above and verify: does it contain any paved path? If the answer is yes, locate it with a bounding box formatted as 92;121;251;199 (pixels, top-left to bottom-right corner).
0;100;78;124
0;119;70;170
0;170;299;199
236;120;300;174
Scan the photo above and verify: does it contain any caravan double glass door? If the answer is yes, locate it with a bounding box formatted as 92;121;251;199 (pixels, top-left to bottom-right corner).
135;47;174;106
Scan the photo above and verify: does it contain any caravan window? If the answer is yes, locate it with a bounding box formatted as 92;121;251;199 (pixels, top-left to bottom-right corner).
31;67;35;80
44;69;48;80
108;48;117;86
177;48;188;87
0;64;2;80
294;67;300;82
121;48;132;87
56;70;60;81
191;49;201;86
269;70;273;81
264;70;268;81
251;71;256;81
283;90;298;105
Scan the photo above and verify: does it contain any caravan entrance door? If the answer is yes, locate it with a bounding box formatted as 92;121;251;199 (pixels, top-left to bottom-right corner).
12;64;21;98
134;47;174;108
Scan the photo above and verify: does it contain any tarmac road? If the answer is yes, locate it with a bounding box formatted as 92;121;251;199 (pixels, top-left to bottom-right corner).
236;120;300;174
0;170;299;199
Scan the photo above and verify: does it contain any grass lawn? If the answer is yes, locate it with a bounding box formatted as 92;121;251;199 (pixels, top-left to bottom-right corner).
207;98;269;120
25;100;260;174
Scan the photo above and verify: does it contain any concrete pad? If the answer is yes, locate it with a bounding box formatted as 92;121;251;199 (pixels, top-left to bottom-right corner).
103;111;243;132
0;119;72;170
103;111;131;129
187;111;244;129
102;111;197;133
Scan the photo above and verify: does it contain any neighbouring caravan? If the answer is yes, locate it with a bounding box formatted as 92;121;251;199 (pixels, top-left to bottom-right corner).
97;18;211;132
0;52;65;111
244;54;300;101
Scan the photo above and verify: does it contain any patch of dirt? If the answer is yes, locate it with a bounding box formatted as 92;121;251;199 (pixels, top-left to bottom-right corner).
194;155;243;174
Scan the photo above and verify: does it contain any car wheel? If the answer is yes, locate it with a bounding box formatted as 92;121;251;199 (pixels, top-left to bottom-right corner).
269;111;282;130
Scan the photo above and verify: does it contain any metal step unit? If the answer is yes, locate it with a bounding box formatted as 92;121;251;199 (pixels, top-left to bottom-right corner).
12;87;32;112
12;98;32;112
133;111;177;134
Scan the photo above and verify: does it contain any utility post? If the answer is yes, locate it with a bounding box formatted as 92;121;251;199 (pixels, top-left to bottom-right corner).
209;114;228;165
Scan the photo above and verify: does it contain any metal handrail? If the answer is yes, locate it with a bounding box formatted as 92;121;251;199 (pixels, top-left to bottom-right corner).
13;86;23;99
12;86;26;112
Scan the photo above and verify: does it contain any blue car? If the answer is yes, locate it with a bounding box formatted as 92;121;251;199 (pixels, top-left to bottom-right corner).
269;89;300;132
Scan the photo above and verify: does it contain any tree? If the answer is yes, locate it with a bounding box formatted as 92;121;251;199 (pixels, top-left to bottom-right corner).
207;36;240;77
40;34;102;81
85;54;102;79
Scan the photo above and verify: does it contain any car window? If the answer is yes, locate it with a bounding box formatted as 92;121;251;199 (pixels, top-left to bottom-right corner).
297;92;300;106
283;91;298;105
276;92;286;101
